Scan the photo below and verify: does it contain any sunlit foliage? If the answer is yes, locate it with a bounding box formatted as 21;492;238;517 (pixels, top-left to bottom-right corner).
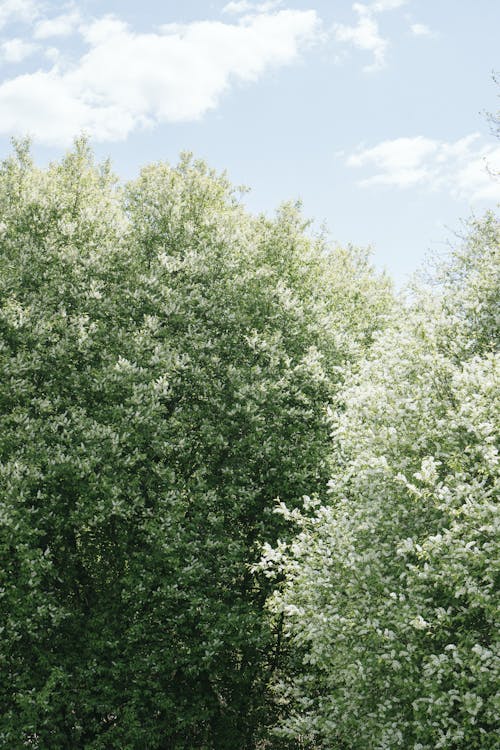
263;213;499;749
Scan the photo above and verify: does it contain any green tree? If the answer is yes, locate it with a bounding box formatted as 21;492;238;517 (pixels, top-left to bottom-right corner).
263;212;500;749
0;140;392;749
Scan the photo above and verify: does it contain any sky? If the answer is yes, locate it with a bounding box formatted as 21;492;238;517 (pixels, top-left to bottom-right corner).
0;0;499;284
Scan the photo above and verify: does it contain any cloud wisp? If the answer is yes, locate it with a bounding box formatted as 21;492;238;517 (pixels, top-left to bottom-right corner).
33;10;82;40
223;0;283;14
1;37;38;63
333;0;407;72
0;0;39;30
410;22;436;38
347;133;500;203
0;8;320;145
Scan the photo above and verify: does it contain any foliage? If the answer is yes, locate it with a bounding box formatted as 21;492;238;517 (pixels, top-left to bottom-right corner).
262;213;500;749
0;139;392;749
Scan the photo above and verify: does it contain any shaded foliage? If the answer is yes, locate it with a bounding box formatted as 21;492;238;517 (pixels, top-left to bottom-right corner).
0;139;392;749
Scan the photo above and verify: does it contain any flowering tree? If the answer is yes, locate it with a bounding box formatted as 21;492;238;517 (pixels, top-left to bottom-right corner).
0;140;392;749
263;212;499;749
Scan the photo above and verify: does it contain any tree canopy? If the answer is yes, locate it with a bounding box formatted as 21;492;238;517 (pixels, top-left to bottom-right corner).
0;139;392;749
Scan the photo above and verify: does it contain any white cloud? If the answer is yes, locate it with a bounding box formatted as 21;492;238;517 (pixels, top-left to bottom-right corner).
223;0;282;14
347;133;500;203
370;0;407;11
333;1;408;71
0;68;137;142
334;4;387;72
223;0;253;13
33;10;81;39
0;9;320;145
0;0;39;29
347;136;438;185
1;36;38;62
410;22;435;37
44;46;61;63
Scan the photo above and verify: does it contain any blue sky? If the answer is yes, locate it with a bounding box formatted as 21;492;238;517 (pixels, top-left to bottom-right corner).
0;0;498;283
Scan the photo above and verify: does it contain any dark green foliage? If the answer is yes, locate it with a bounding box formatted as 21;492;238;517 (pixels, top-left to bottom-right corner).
0;140;391;748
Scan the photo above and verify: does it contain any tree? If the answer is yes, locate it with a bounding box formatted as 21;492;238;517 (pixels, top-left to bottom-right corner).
0;140;392;749
263;211;499;749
